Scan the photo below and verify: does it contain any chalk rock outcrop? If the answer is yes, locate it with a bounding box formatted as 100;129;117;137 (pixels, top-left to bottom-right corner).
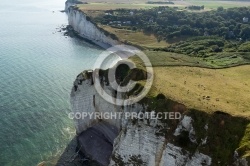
70;69;212;166
67;6;119;48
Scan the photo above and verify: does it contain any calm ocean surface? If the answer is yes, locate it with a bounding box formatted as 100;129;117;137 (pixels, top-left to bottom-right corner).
0;0;103;165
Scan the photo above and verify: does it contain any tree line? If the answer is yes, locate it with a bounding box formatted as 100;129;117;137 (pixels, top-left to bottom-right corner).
96;6;250;41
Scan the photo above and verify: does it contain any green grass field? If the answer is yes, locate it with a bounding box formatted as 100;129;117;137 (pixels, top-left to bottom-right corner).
78;2;171;11
186;0;250;9
131;50;250;68
78;0;250;11
129;50;250;115
152;65;250;116
100;25;170;48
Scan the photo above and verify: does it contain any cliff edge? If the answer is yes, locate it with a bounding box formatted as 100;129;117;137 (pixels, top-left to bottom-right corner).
66;2;119;48
69;66;249;166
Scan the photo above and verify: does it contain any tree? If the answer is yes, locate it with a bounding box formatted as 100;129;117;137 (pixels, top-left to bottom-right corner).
240;26;250;39
217;7;224;12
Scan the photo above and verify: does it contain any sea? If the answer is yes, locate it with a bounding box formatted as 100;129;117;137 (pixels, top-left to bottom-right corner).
0;0;105;165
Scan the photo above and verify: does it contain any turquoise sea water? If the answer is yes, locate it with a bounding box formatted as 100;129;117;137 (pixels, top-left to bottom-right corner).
0;0;103;165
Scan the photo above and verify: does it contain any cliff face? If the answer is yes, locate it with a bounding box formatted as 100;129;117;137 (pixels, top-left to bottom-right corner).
70;68;250;166
66;6;119;48
65;0;86;12
65;0;75;11
70;70;214;166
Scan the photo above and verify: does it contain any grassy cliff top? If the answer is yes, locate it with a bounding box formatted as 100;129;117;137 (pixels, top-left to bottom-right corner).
153;65;250;117
72;2;250;117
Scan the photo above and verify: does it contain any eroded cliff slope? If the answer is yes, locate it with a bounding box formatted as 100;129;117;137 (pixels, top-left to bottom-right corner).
66;4;119;48
70;66;249;166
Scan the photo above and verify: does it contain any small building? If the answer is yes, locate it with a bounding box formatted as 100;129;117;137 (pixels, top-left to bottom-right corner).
130;11;134;16
105;13;112;16
243;17;249;23
158;11;162;14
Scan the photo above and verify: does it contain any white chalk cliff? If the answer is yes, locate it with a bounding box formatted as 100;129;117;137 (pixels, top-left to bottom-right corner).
66;4;119;48
65;0;75;11
70;70;212;166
